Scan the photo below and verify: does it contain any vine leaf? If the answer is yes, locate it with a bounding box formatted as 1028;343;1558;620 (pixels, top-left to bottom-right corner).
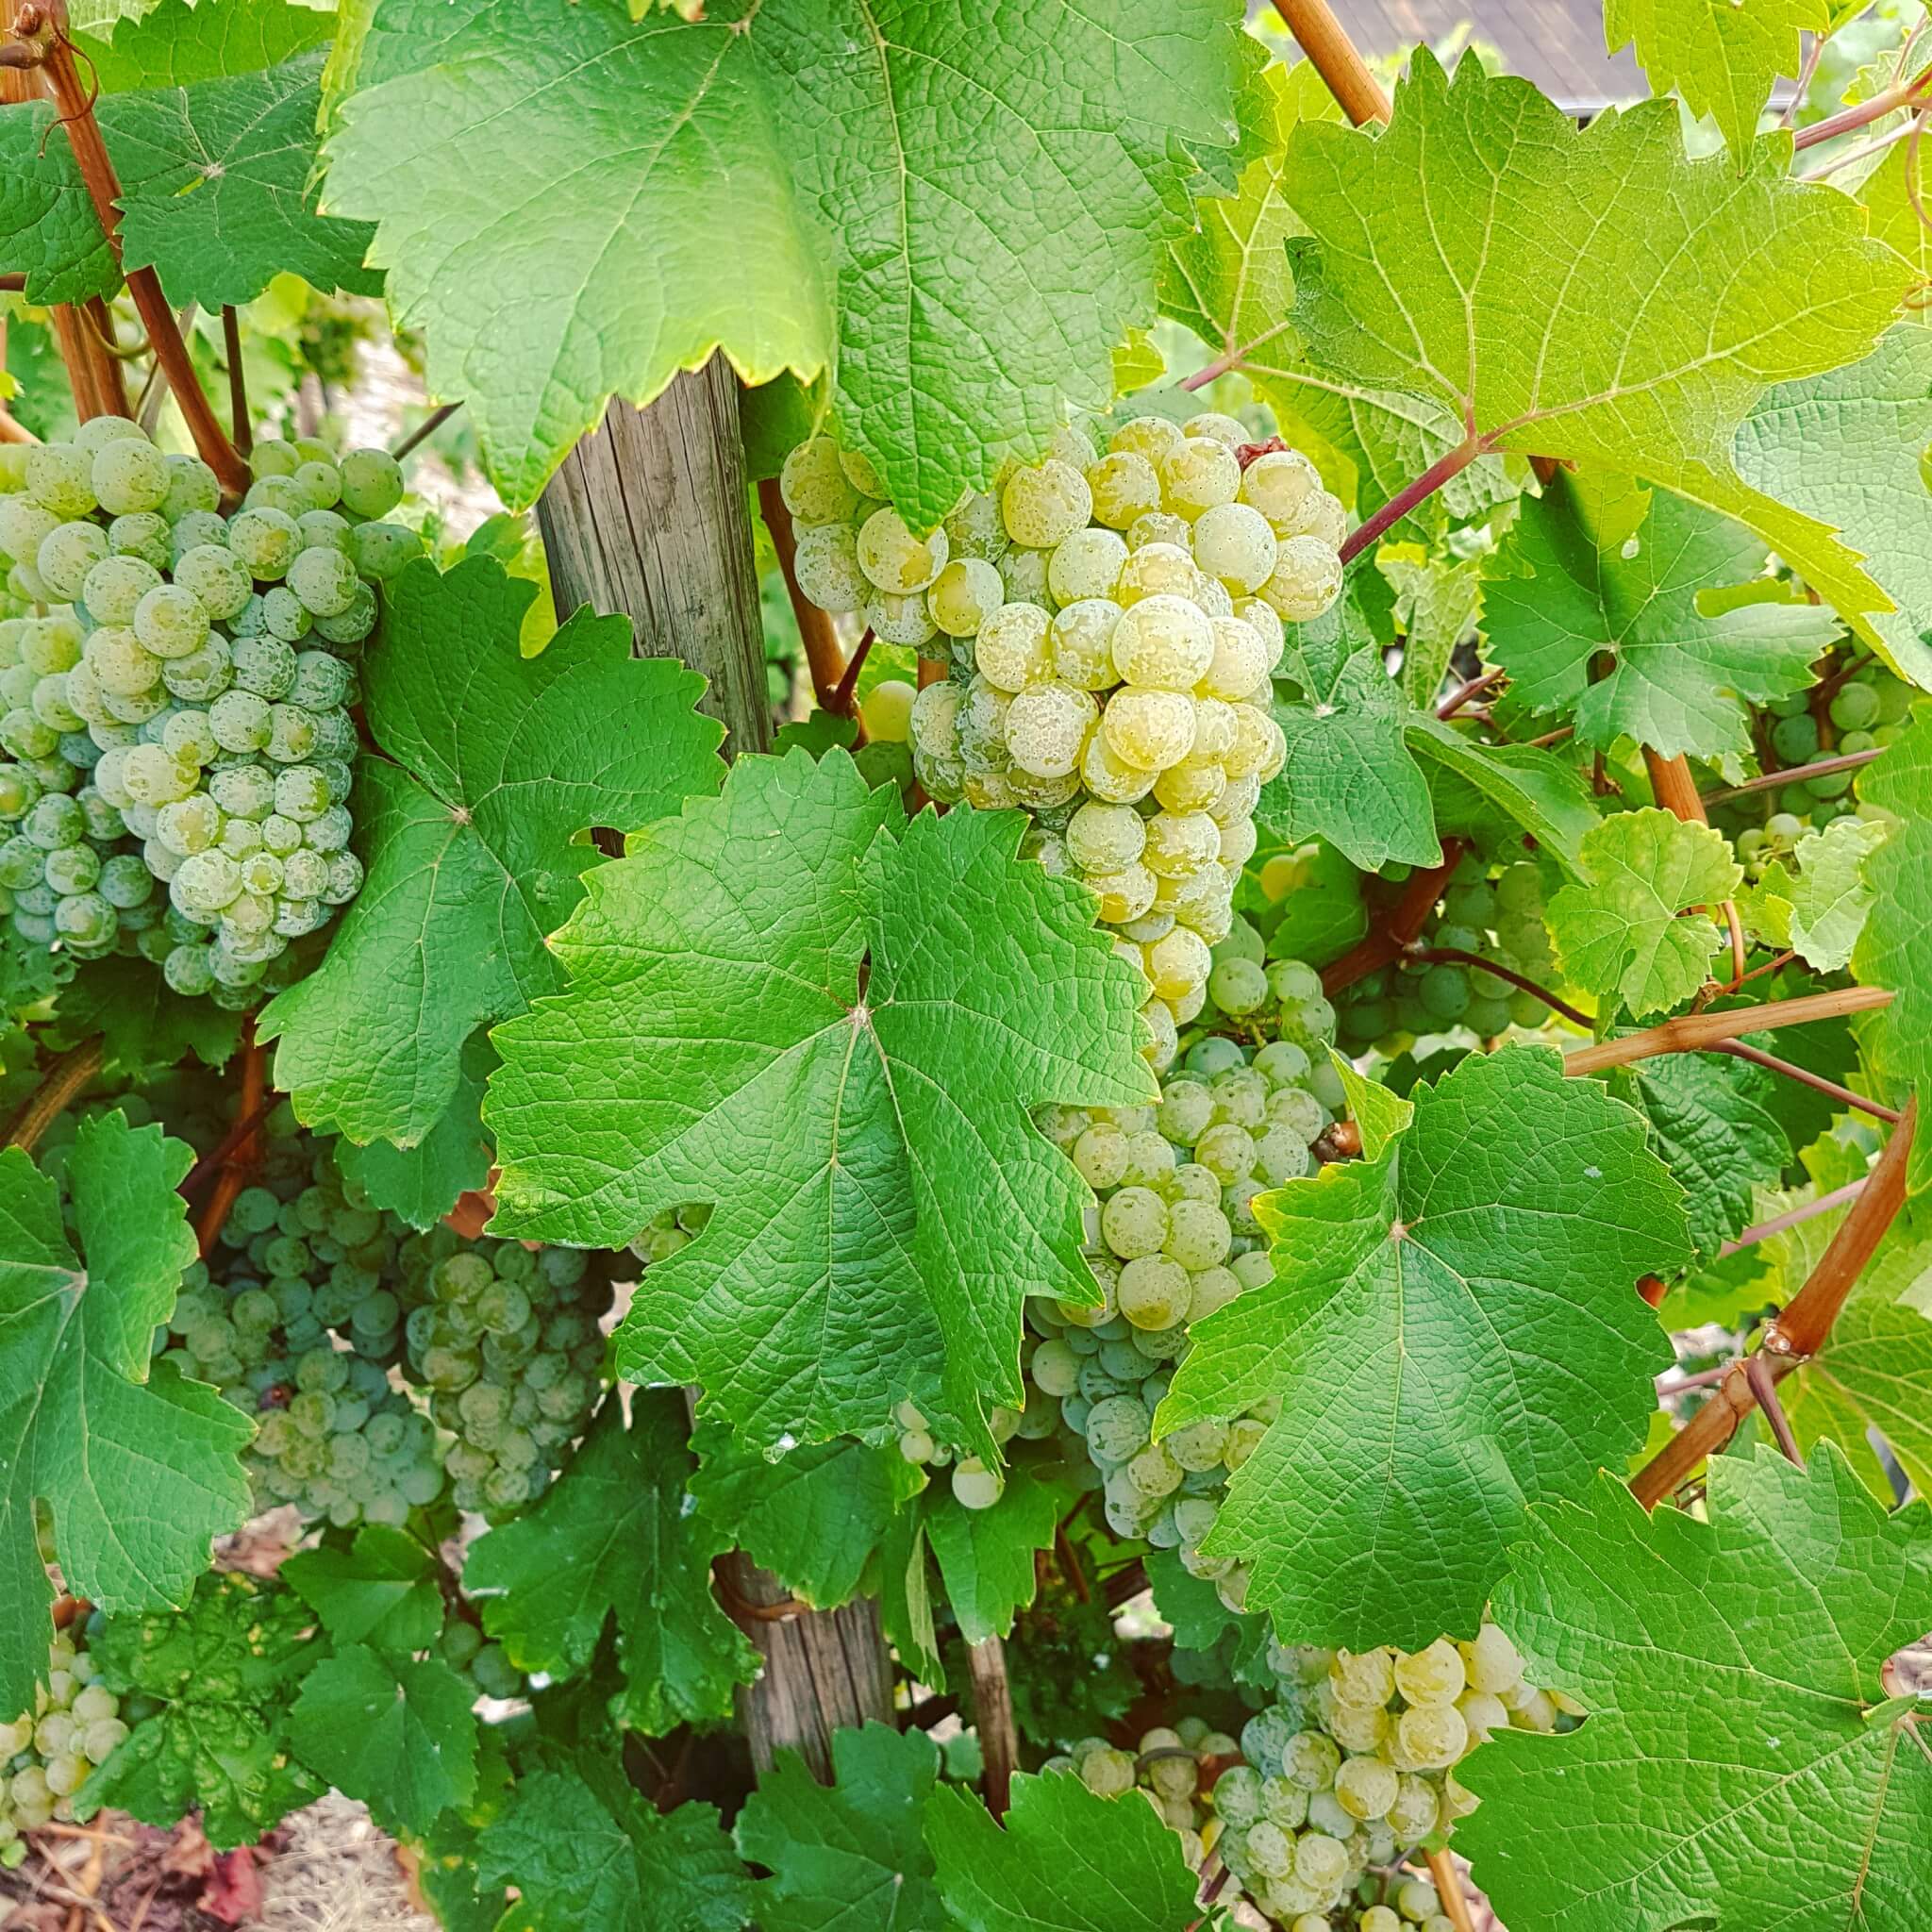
1739;814;1886;972
75;1572;325;1850
321;0;1250;518
689;1426;917;1612
1547;809;1742;1019
259;555;724;1149
1850;699;1932;1190
282;1523;445;1656
47;957;245;1078
330;1031;497;1232
475;1760;751;1932
1484;472;1835;758
1381;544;1486;709
1278;51;1913;637
1157;1045;1689;1648
1459;1445;1932;1932
925;1770;1201;1932
1628;1054;1791;1264
735;1724;948;1932
486;748;1155;1459
1734;326;1932;691
0;1113;252;1717
1606;0;1827;158
923;1461;1066;1646
0;0;379;309
463;1395;758;1738
289;1644;480;1839
1403;718;1601;875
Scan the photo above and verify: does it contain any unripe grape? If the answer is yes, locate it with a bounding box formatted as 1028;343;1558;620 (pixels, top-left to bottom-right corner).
1049;598;1123;690
974;601;1053;691
1047;525;1127;604
1080;725;1159;803
1260;534;1344;623
951;1457;1003;1509
1004;680;1094;778
778;437;859;526
1110;595;1214;691
1001;458;1091;547
858;507;948;592
1158;436;1241;518
999;544;1051;607
1113;541;1197;607
1102;690;1196;774
928;557;1005;635
92;436;170;515
339;446;406;520
1085;450;1162;528
862;589;936;646
36;521;108;601
858;678;916;743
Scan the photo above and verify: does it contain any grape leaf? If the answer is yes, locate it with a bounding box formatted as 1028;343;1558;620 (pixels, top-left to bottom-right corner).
1381;544;1485;709
735;1724;948;1932
925;1771;1200;1932
476;1761;751;1932
321;0;1249;519
1606;0;1827;157
1547;809;1742;1020
47;956;245;1077
1459;1445;1932;1932
1157;1044;1689;1647
487;748;1154;1458
1734;327;1932;691
330;1030;497;1231
0;3;379;310
282;1523;445;1656
1276;51;1914;639
690;1425;916;1612
1143;1547;1251;1656
0;1113;252;1717
289;1644;479;1838
1744;814;1887;972
1402;717;1601;875
464;1394;758;1735
76;1572;325;1849
923;1462;1064;1646
1786;1267;1932;1502
1850;700;1932;1191
259;555;724;1148
1484;472;1835;758
1628;1053;1791;1264
1252;837;1367;969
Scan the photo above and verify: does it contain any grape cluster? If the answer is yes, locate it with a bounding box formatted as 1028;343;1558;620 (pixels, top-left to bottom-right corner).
0;1629;128;1865
777;418;1347;1072
0;416;422;1002
1335;853;1556;1055
397;1228;611;1518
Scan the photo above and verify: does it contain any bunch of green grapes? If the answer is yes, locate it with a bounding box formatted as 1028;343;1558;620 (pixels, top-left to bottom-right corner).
0;416;424;1001
397;1229;612;1519
1336;853;1557;1054
437;1616;527;1703
777;419;1348;1072
0;1628;129;1865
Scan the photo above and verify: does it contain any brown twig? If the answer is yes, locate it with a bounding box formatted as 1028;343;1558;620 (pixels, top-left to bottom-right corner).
1407;945;1592;1027
220;306;250;458
829;626;874;722
966;1634;1019;1819
756;475;850;711
178;1091;278;1195
193;1020;265;1257
1718;1177;1865;1258
710;1556;806;1624
1564;985;1893;1076
391;398;460;461
1437;668;1505;719
1183;1863;1232;1932
2;1037;103;1154
1701;746;1883;804
1744;1352;1806;1466
37;15;247;495
1425;1849;1479;1932
1268;0;1392;124
1711;1039;1901;1124
1321;841;1467;994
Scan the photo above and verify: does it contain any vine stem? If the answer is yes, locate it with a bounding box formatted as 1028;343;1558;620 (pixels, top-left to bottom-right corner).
194;1021;266;1257
1563;984;1893;1075
1407;944;1592;1028
1701;746;1881;803
1320;840;1467;994
1711;1038;1901;1124
1424;1849;1479;1932
756;477;849;710
1437;667;1505;719
1180;321;1295;392
1268;0;1391;125
391;398;460;461
1790;60;1932;151
1744;1352;1806;1467
221;307;251;457
1;1037;103;1154
34;8;248;496
1339;434;1482;565
1718;1177;1865;1258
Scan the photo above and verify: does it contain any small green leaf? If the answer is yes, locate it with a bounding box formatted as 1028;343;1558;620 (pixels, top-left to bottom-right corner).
1381;544;1485;708
1774;814;1887;972
1402;716;1601;876
924;1462;1064;1646
735;1724;947;1932
47;956;245;1078
330;1030;497;1231
282;1524;445;1656
464;1395;758;1736
1548;809;1742;1019
1327;1050;1412;1162
1629;1054;1790;1264
259;555;724;1148
926;1770;1200;1932
1459;1446;1932;1932
290;1644;480;1838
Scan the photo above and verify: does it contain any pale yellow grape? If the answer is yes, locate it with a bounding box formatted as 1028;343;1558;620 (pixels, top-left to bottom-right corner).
1236;593;1286;663
1326;1698;1390;1754
86;627;161;695
1125;1438;1183;1497
1261;534;1344;623
1282;488;1348;549
1109;594;1214;691
1142;924;1210;1002
1108;414;1185;463
858;679;916;742
1154;755;1226;814
1101;1185;1169;1257
1258;850;1301;897
1084;862;1154;930
951;1457;1004;1509
1198;616;1270;705
1461;1622;1523;1693
1291;1917;1334;1932
1211;769;1263;824
1191;696;1237;761
858;507;948;592
1158;437;1241;519
1171;980;1208;1024
779;437;860;526
1163;1197;1231;1269
1183;410;1248;447
1240;448;1322;531
1120;905;1174;944
999;545;1052;606
974;601;1053;690
1047;526;1127;604
1245;1820;1294;1879
1006;766;1085;810
1457;1688;1509;1741
1080;727;1159;803
1117;1253;1190;1328
1387;1775;1439;1840
1220;816;1259;869
1114;541;1198;607
1086;450;1161;528
863;589;936;646
1120;1127;1174;1187
1394;1637;1466;1707
1396;1881;1441;1923
1004;681;1094;777
1193;1121;1255;1185
908;679;961;758
1001;459;1091;547
793;523;867;612
1195;574;1234;618
1050;598;1124;690
1294;1832;1349;1890
1359;1908;1402;1932
1191;501;1278;592
1127;509;1192;552
1111;936;1152;991
1066;799;1145;872
1335;1755;1399;1822
1141;809;1220;879
1102;688;1196;772
1393;1703;1467;1772
943;491;1006;560
1209;956;1269;1015
956;675;1012;773
928;557;1006;636
838;446;885;496
1073;1122;1130;1188
1224;702;1281;780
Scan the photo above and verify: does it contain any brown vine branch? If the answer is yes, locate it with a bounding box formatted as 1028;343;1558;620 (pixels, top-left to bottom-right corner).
1321;840;1468;994
709;1556;807;1624
1340;433;1481;564
391;398;460;461
1743;1352;1806;1467
1791;59;1932;151
1718;1177;1865;1259
1180;320;1296;392
1425;1849;1479;1932
1183;1864;1232;1932
1701;746;1882;804
1711;1039;1901;1124
1268;0;1392;125
966;1634;1019;1819
756;475;849;711
1437;667;1505;719
32;8;246;493
829;626;874;725
1408;944;1593;1028
193;1021;266;1257
1564;984;1894;1075
178;1091;278;1196
2;1037;103;1154
221;306;251;458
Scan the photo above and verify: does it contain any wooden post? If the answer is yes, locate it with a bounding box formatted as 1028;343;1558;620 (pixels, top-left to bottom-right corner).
537;360;773;758
541;356;892;1781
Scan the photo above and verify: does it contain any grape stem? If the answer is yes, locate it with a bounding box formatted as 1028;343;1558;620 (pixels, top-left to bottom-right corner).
1407;944;1592;1028
1790;58;1932;150
1743;1352;1807;1467
829;626;875;724
1711;1038;1902;1124
1701;746;1882;803
194;1021;267;1258
966;1633;1019;1819
1320;840;1467;994
391;399;462;463
755;476;851;711
1;1036;103;1155
1179;321;1297;393
178;1091;280;1195
1424;1848;1480;1932
1719;1177;1865;1259
1564;984;1893;1075
1338;434;1483;565
1269;0;1392;125
1437;667;1504;719
221;307;252;458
